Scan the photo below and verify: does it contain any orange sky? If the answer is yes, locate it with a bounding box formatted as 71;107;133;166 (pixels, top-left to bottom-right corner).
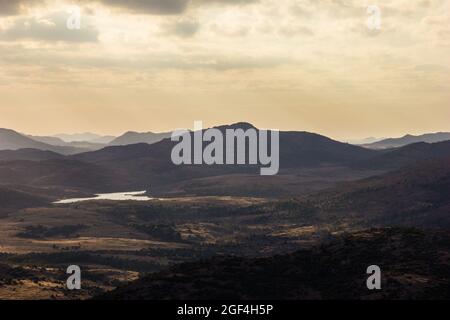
0;0;449;140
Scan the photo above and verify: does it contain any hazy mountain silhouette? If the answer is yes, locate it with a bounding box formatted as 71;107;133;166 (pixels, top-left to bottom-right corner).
29;135;106;151
363;132;450;149
0;128;87;155
346;137;384;145
108;131;172;146
53;133;115;143
28;135;67;146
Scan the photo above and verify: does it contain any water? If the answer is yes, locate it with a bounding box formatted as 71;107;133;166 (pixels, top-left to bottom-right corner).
54;191;154;204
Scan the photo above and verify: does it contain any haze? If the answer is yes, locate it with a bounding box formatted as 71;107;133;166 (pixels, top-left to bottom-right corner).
0;0;449;140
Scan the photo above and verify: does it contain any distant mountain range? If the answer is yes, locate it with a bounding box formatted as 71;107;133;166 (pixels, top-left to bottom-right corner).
3;126;449;157
108;131;172;146
0;123;449;197
361;132;450;149
53;133;116;144
345;137;385;145
0;129;89;155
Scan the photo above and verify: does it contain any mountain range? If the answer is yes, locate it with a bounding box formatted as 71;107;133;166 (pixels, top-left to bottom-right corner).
107;131;172;146
362;132;450;149
2;126;449;157
0;123;449;198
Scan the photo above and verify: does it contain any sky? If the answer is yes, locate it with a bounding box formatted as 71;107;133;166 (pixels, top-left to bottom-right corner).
0;0;449;140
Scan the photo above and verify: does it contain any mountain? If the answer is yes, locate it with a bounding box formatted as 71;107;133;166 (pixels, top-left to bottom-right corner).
28;135;67;146
98;228;450;300
90;136;116;144
30;135;107;151
108;131;172;146
0;128;87;155
72;123;377;190
53;133;115;143
79;123;376;167
363;132;450;149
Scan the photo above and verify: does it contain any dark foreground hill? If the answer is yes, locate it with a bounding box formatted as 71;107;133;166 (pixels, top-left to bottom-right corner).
0;186;50;216
355;141;450;170
0;149;64;161
98;228;450;300
0;159;123;192
305;157;450;228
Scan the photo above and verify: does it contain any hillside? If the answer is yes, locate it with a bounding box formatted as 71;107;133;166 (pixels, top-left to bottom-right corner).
0;186;50;213
0;149;64;161
98;228;450;300
298;157;450;228
355;141;450;170
0;159;124;192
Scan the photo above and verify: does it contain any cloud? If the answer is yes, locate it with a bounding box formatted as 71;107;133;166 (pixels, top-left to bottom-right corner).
0;11;99;42
92;0;190;15
0;0;44;16
76;0;259;15
166;18;200;37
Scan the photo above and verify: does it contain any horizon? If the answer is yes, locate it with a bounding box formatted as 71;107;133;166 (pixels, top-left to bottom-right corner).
2;121;450;143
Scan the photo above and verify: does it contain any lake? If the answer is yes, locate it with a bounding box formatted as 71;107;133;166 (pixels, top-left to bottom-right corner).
54;191;154;204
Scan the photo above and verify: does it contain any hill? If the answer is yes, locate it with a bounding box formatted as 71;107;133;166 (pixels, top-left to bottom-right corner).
0;186;50;214
74;123;377;188
98;228;450;300
0;159;123;192
298;157;450;228
355;141;450;170
0;149;64;161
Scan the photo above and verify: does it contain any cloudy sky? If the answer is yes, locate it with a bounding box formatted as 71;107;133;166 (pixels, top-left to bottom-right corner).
0;0;449;139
